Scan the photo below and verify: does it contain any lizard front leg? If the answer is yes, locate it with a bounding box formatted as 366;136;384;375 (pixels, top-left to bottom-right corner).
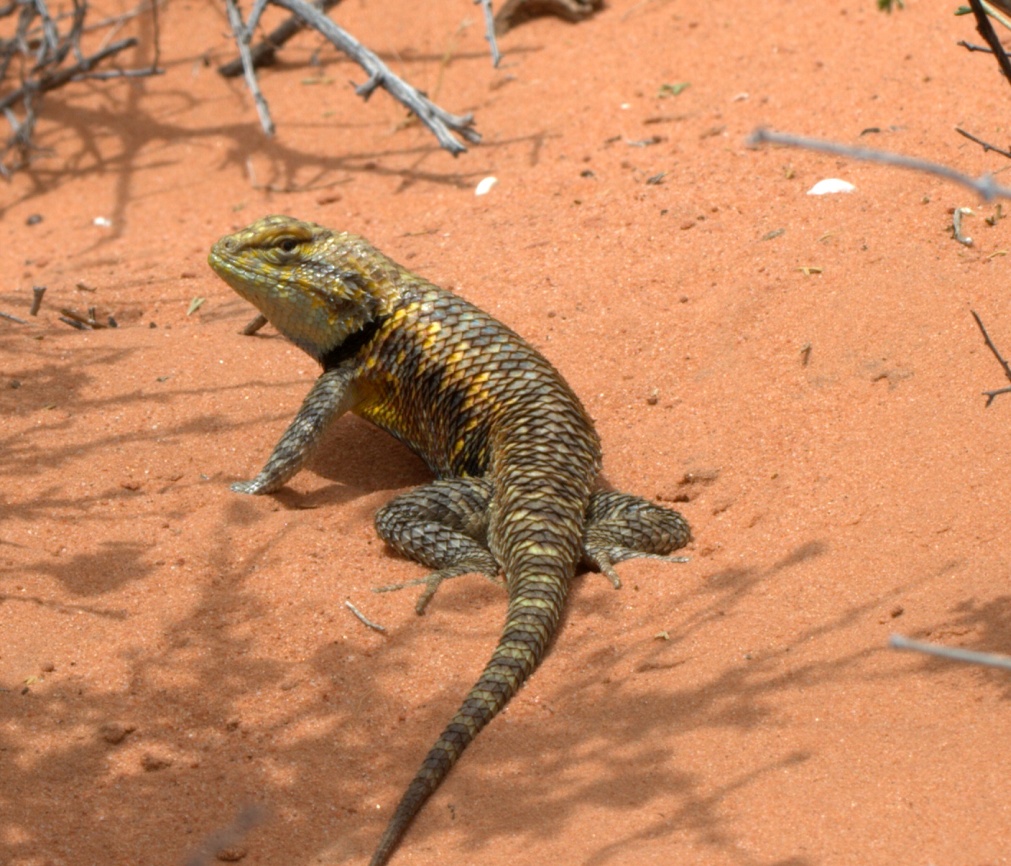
232;365;357;495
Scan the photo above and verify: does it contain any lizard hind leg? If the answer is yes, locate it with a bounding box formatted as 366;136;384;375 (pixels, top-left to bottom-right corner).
373;478;503;614
582;490;692;588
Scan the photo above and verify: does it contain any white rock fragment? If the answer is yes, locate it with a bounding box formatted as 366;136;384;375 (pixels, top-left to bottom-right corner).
93;216;112;227
475;176;498;196
807;178;856;196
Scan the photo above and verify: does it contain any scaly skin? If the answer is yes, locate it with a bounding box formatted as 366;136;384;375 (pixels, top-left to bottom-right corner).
208;215;691;866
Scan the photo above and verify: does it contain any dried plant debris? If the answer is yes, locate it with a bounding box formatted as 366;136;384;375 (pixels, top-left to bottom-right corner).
0;0;162;175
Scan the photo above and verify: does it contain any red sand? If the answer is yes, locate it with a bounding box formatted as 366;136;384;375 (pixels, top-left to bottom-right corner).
3;2;1011;864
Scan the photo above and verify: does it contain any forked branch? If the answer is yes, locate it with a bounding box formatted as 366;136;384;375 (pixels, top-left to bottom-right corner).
220;0;480;154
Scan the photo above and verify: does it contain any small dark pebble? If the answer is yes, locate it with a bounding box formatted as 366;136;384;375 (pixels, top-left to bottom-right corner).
26;214;42;226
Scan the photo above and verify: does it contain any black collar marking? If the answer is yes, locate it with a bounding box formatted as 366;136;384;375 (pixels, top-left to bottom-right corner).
320;315;384;371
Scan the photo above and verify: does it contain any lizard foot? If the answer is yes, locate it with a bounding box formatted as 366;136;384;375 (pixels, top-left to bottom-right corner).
583;491;692;588
374;566;504;614
583;548;690;589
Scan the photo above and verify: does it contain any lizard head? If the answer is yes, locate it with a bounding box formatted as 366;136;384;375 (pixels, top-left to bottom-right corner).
209;215;402;363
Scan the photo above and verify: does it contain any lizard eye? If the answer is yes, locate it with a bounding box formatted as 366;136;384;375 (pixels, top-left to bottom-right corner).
277;236;299;254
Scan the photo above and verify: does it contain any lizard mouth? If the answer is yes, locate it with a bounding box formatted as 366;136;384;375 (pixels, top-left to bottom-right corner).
207;243;258;295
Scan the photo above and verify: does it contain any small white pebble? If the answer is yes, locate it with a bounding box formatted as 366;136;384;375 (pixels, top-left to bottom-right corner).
93;216;112;227
475;176;498;196
807;178;855;196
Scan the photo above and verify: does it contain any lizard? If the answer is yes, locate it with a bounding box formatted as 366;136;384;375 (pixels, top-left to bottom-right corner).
207;215;692;866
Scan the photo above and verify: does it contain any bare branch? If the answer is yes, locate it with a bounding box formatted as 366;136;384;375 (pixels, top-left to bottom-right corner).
0;0;163;175
891;633;1011;672
970;310;1011;405
967;0;1011;88
955;126;1011;160
748;128;1011;201
0;37;141;112
958;39;995;53
270;0;479;154
475;0;501;68
219;0;343;77
245;0;270;35
222;0;275;136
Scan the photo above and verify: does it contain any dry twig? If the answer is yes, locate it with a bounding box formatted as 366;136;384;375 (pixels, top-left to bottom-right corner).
58;307;106;328
222;0;275;135
891;633;1011;672
970;310;1011;405
966;0;1011;86
272;0;479;154
29;285;45;316
748;128;1011;201
241;313;269;335
475;0;501;67
218;0;343;76
955;126;1011;160
0;0;162;175
344;600;386;633
217;0;480;153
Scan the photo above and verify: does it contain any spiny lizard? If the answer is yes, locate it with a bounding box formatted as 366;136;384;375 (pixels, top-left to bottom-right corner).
208;215;691;866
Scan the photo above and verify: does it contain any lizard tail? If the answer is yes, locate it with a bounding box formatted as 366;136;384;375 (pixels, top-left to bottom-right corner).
368;573;569;866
